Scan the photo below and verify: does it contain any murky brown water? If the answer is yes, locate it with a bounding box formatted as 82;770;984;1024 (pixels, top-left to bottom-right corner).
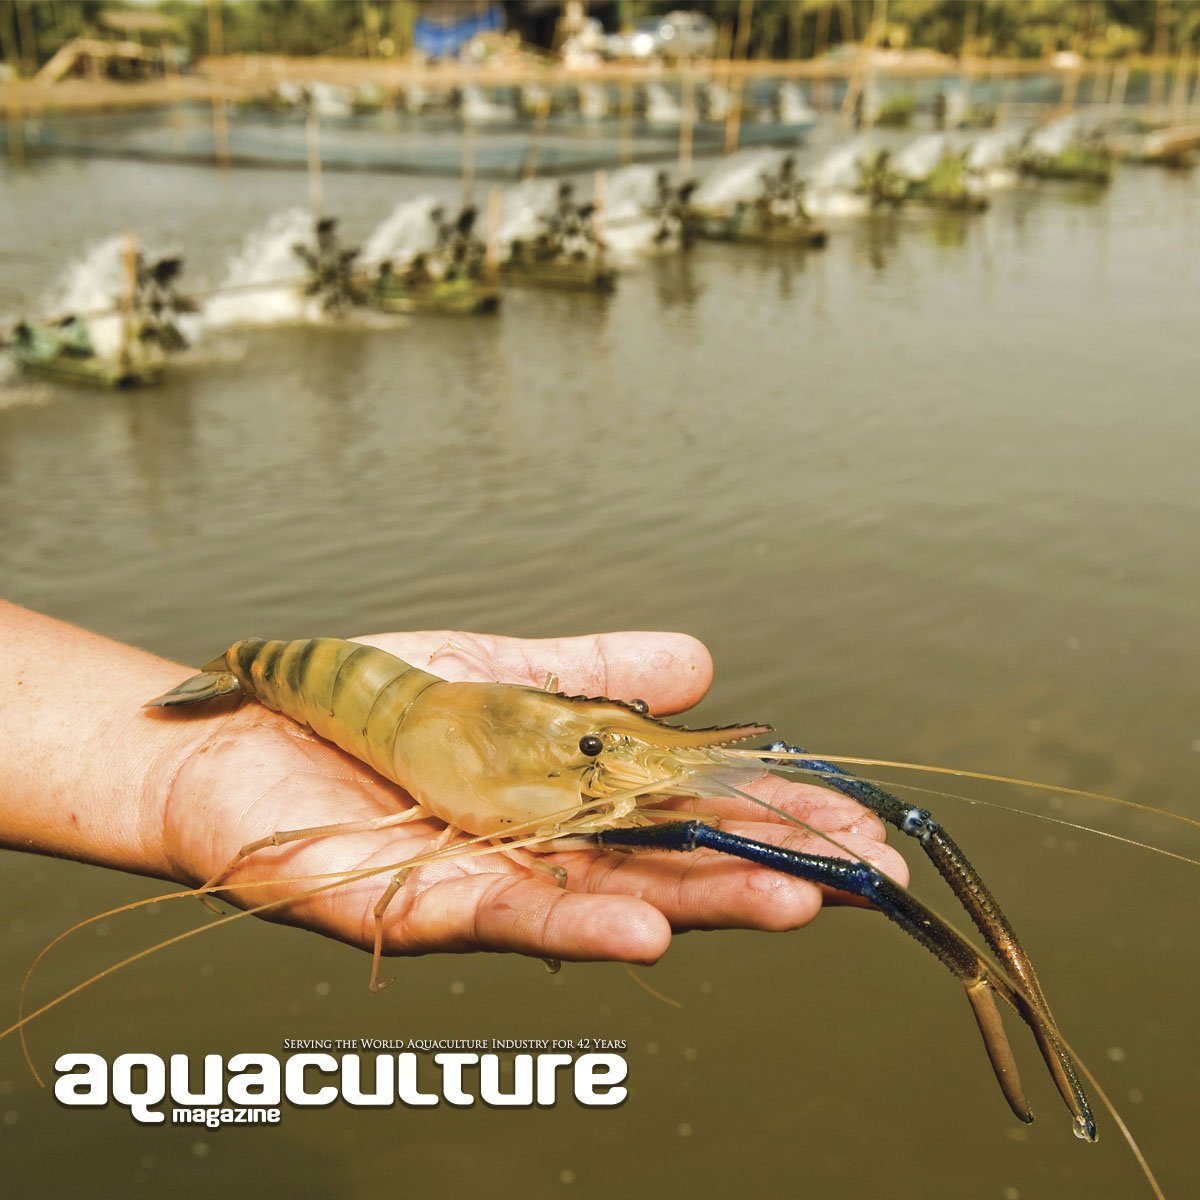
1;144;1197;1200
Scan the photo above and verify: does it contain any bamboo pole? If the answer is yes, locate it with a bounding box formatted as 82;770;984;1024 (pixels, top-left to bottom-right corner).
14;0;36;79
842;0;885;133
361;0;377;59
679;69;694;177
724;0;753;156
723;86;742;154
1093;63;1107;110
0;2;18;78
996;72;1015;129
839;0;856;47
871;0;889;128
960;0;978;109
1;1;23;167
714;19;732;78
1062;63;1082;109
522;86;550;182
619;76;633;166
3;89;22;167
119;233;138;371
839;0;872;129
814;3;831;111
788;1;803;62
485;185;501;278
1064;0;1098;110
208;0;230;167
1150;0;1171;111
306;101;322;216
462;114;476;206
1170;47;1191;121
1111;61;1130;111
593;169;607;243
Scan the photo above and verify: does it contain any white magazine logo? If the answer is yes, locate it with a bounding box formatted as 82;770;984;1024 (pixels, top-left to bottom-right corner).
53;1050;629;1125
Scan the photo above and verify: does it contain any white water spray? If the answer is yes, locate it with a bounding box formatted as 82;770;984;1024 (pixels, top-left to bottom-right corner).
776;83;817;127
894;133;950;181
603;165;672;261
46;234;201;357
577;83;609;120
644;83;682;125
1030;114;1082;157
496;179;561;250
362;197;442;266
966;126;1025;188
204;208;319;327
460;85;514;124
691;149;780;209
46;235;127;357
804;141;871;219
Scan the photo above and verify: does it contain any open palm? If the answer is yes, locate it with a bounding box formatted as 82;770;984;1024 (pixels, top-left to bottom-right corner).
154;630;907;967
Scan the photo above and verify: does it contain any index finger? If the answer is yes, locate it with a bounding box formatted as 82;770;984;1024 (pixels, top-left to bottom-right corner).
354;630;713;715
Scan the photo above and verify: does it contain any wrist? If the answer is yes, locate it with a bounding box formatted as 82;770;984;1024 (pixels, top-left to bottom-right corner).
0;602;221;881
109;685;235;881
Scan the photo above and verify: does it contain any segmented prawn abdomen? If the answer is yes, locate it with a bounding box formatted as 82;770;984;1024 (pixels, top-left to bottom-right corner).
226;638;441;784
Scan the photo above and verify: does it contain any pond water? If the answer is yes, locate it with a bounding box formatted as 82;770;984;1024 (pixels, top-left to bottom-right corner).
1;135;1197;1200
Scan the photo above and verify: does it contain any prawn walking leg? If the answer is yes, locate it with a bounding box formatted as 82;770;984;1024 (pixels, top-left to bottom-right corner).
201;807;431;894
369;824;457;993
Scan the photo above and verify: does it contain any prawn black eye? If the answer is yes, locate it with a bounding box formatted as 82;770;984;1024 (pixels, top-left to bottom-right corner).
579;734;604;757
629;698;649;714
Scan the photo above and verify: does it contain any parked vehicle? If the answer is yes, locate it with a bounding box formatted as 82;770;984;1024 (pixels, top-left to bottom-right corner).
607;11;716;61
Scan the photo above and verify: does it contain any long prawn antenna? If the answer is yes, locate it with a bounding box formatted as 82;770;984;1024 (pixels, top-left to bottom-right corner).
732;744;1200;831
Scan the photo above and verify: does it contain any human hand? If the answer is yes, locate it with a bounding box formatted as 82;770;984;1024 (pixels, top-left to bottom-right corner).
153;631;909;966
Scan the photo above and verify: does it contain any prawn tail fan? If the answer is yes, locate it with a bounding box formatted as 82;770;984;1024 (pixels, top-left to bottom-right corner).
144;669;243;708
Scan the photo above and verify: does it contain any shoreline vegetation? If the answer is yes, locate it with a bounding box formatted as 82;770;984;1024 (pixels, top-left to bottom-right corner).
4;0;1199;120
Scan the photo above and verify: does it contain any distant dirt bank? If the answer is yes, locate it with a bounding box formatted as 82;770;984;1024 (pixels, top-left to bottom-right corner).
2;51;1167;118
